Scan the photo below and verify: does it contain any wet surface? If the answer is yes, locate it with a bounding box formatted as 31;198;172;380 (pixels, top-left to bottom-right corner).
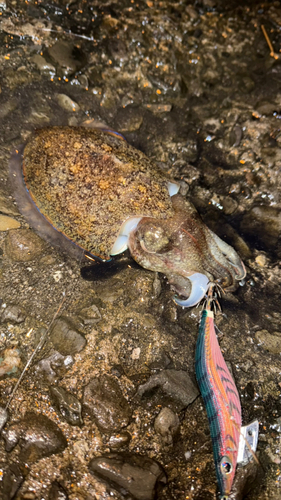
0;0;281;499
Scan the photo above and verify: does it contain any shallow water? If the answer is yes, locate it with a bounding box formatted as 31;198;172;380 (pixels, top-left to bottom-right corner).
0;1;281;499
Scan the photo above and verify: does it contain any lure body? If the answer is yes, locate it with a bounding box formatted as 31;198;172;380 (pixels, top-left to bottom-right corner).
195;306;242;499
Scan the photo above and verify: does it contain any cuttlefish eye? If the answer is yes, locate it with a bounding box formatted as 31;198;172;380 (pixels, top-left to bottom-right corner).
138;222;170;254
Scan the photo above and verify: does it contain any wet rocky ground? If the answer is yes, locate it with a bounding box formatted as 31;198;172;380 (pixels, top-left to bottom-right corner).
0;0;281;499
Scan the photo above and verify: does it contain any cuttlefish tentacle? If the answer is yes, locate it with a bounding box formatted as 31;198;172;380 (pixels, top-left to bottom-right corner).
201;230;245;290
208;230;246;281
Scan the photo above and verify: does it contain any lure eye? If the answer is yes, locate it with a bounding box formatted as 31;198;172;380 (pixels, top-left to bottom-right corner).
220;456;232;475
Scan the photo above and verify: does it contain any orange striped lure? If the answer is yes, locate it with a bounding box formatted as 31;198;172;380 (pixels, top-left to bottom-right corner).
195;287;241;499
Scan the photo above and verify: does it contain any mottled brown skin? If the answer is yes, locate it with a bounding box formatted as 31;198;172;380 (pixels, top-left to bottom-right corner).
22;127;174;259
10;126;245;301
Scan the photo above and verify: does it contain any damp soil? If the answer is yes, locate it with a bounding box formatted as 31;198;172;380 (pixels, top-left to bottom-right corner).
0;1;281;499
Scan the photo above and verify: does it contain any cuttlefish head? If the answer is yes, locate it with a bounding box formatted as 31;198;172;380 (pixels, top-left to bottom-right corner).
127;194;246;307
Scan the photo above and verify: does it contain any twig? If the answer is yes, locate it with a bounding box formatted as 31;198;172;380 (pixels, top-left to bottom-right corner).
4;294;67;412
261;25;279;60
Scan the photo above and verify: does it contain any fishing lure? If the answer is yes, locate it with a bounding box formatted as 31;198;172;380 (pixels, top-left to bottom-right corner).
195;287;242;499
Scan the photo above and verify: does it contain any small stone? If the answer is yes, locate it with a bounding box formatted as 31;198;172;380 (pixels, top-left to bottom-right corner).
255;254;267;267
32;54;55;76
241;206;281;250
146;104;172;114
222;196;238;215
255;330;281;354
72;439;90;463
56;94;80;112
78;304;102;325
35;350;70;382
185;5;198;19
89;452;166;500
1;463;24;500
154;407;180;445
131;347;141;360
137;369;199;411
229;125;243;147
47;41;87;77
50;317;86;356
39;254;57;266
0;348;21;377
0;215;20;231
4;229;45;262
83;375;132;433
77;74;88;88
1;304;26;324
255;101;277;116
107;431;131;450
48;481;68;500
2;412;67;463
50;386;83;426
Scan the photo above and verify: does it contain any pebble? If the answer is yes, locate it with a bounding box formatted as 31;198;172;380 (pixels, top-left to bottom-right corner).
56;94;80;112
83;375;132;433
255;330;281;354
154;407;180;445
32;54;55;76
78;304;102;325
2;412;67;463
255;254;267;267
146;103;172;114
131;347;141;360
221;196;238;215
48;481;68;500
47;41;87;77
241;205;281;250
4;229;45;262
229;124;243;147
35;350;73;382
0;215;20;231
107;431;131;450
1;304;26;324
0;348;21;377
1;463;24;500
255;101;277;116
50;385;83;426
137;369;199;411
89;452;166;500
50;317;86;356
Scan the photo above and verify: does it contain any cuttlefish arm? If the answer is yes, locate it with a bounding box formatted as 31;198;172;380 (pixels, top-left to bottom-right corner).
173;273;210;307
208;230;246;282
128;194;246;308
